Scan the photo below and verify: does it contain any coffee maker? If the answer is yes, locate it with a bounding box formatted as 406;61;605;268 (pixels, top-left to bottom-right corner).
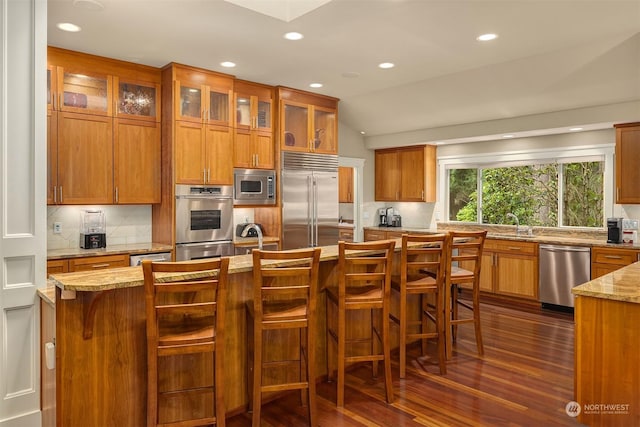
378;208;388;226
607;217;623;243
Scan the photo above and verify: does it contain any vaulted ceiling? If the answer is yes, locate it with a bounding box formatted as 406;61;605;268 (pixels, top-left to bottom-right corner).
48;0;640;143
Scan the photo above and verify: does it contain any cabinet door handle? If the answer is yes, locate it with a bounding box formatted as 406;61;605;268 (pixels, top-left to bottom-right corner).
57;92;61;110
508;246;522;251
59;186;63;203
604;255;623;259
91;264;110;269
53;186;57;204
203;169;207;183
52;93;56;110
255;154;259;166
115;187;119;203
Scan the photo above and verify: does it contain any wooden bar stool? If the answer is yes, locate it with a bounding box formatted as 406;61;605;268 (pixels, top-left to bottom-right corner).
390;233;450;378
446;230;487;359
247;248;321;427
143;257;229;427
325;240;395;407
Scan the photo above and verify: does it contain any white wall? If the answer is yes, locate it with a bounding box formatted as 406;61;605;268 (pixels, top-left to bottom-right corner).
0;0;47;425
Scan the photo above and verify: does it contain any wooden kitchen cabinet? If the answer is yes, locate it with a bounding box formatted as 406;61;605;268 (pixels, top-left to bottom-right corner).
47;254;129;275
48;47;162;205
339;166;353;203
591;246;640;278
233;80;274;169
364;229;389;241
476;239;539;300
375;145;436;202
114;118;161;203
338;228;354;242
56;111;114;205
614;122;640;204
169;64;234;185
174;120;233;185
277;86;339;154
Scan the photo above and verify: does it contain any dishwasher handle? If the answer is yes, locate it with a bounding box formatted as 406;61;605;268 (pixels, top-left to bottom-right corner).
540;245;591;253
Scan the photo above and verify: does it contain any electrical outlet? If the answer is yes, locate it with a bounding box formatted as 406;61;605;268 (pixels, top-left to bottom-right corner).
53;222;62;234
622;219;639;230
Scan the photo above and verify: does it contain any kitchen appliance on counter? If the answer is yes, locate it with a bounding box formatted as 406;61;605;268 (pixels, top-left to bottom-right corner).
129;252;172;266
539;244;591;310
233;168;276;205
607;217;623;243
175;184;233;261
391;215;402;227
80;209;106;249
236;223;263;237
281;152;339;250
378;208;388;226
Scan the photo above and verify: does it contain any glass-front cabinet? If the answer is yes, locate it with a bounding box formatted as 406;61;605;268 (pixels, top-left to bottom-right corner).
115;77;160;121
174;76;232;126
233;81;274;169
281;100;337;154
54;67;112;116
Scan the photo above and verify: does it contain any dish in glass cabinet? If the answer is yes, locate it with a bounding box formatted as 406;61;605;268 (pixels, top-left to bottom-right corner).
285;131;295;146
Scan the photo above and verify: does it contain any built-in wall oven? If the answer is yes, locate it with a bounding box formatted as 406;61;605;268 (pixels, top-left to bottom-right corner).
175;184;233;261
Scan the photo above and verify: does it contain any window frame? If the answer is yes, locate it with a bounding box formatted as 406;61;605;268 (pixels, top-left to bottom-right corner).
438;144;615;228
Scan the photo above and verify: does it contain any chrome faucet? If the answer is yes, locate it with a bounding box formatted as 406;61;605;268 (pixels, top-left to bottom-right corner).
506;213;520;235
246;223;263;249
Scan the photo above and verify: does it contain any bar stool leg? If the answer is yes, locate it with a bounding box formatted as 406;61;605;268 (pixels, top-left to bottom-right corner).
372;308;379;377
399;290;407;379
382;302;394;404
473;286;484;356
252;325;263;427
337;302;346;408
306;325;318;427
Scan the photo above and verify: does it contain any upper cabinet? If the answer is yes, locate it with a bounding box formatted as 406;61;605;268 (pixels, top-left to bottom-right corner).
615;122;640;204
47;47;161;205
339;166;353;203
277;87;339;155
375;145;436;202
233;80;274;169
173;67;232;127
164;63;234;185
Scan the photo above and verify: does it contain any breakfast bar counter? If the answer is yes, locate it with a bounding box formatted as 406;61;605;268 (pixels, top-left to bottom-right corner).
43;242;410;426
572;262;640;426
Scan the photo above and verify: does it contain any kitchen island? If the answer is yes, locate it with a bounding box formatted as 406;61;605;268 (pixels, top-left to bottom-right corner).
42;242;413;426
572;261;640;427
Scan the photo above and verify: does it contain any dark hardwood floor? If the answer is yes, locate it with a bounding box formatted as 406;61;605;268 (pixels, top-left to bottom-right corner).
228;302;583;426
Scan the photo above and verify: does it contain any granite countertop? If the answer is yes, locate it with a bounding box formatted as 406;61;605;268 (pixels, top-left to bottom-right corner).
572;261;640;304
47;243;174;260
363;226;640;249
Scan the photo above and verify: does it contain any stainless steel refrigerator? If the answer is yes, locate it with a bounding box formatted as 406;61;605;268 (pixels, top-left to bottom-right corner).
281;152;339;250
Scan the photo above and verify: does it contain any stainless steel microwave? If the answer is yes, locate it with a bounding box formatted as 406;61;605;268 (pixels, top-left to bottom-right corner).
233;169;276;205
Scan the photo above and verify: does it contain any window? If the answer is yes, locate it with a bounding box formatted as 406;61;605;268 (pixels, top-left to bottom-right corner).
446;157;605;228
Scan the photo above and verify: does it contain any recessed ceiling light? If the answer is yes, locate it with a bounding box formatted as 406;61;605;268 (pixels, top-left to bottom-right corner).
57;22;81;32
220;61;236;68
360;131;366;135
309;83;323;88
73;0;104;11
477;33;498;42
502;134;515;138
569;127;583;131
378;62;395;69
284;32;304;41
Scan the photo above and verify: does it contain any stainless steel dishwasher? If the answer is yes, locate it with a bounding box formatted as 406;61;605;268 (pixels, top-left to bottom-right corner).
539;244;591;309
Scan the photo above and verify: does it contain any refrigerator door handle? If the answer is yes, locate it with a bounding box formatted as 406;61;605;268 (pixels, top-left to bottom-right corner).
313;175;318;247
308;175;314;247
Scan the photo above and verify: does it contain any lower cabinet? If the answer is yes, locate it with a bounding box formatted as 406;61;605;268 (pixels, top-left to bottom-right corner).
338;228;354;242
47;254;130;276
591;246;640;278
363;229;405;241
476;239;539;300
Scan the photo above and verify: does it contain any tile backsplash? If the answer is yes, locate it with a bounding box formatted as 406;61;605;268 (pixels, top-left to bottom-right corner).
47;205;152;250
